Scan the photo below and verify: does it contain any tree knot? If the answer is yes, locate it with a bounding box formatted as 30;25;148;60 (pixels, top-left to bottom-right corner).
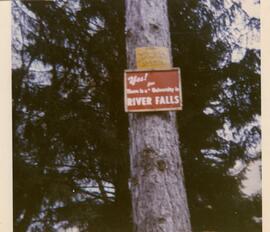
139;147;156;174
157;159;167;172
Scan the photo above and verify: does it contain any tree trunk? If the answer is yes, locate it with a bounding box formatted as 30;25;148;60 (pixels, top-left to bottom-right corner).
125;1;192;232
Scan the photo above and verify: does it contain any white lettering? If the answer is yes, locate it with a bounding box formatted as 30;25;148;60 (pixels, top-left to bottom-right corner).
174;96;180;104
152;87;174;93
127;89;139;94
147;81;155;87
127;97;152;106
155;96;180;105
127;73;149;86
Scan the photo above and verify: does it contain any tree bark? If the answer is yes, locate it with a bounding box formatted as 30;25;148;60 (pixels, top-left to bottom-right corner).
125;1;192;232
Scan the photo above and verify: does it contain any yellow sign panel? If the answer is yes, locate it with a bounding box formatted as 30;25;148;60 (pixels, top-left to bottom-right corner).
135;47;171;69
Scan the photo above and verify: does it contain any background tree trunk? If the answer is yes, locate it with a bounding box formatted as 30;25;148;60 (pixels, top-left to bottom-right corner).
125;1;192;232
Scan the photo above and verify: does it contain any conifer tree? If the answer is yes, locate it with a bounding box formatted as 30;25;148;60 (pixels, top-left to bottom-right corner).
12;0;260;231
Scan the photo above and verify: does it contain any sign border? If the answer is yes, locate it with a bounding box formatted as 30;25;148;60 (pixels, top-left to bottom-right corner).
124;68;183;112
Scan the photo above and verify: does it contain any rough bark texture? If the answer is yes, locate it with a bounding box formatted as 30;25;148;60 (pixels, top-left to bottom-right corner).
125;1;192;232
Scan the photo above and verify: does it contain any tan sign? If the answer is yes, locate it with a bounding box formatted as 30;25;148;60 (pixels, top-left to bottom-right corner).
135;47;171;69
124;68;182;112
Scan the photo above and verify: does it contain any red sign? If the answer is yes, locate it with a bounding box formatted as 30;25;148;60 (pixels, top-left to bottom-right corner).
124;68;182;112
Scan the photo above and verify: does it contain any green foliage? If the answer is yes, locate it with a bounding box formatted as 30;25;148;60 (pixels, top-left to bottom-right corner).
12;0;261;231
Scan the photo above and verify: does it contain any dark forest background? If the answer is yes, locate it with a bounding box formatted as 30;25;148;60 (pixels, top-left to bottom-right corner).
12;0;261;231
